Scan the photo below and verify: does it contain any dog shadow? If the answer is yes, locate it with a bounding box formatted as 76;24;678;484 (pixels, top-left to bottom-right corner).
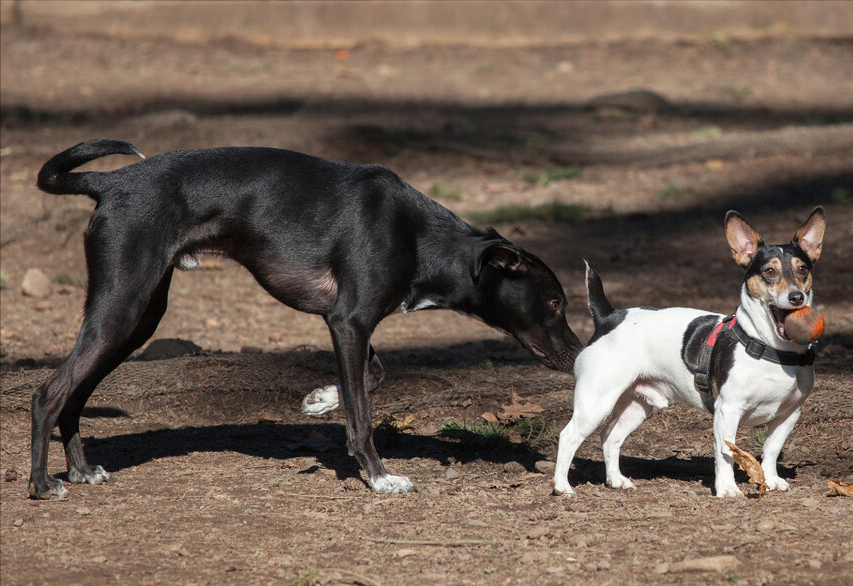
57;422;549;484
568;454;797;492
57;420;796;493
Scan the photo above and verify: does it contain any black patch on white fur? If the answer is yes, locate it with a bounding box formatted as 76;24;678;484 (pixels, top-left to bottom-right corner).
681;314;736;398
587;308;627;346
709;332;737;394
681;314;719;373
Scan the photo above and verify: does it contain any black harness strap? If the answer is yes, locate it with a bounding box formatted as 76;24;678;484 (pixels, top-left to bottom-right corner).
694;314;736;412
694;314;816;413
728;321;817;367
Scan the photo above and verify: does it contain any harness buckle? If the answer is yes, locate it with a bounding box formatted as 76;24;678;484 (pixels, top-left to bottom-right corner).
745;339;765;360
694;371;710;393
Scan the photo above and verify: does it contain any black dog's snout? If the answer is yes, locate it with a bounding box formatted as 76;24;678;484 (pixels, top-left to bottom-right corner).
789;291;805;306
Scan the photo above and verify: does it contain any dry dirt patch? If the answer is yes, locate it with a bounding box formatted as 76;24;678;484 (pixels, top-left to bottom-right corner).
2;10;853;586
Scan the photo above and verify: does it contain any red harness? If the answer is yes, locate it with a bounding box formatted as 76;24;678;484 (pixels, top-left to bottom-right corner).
705;315;737;347
693;314;737;411
694;313;816;412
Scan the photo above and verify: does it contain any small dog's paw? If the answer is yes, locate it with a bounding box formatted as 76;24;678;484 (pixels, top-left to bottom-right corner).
764;476;790;492
369;474;417;494
301;385;340;416
68;465;110;485
552;480;575;496
606;475;636;490
715;484;744;498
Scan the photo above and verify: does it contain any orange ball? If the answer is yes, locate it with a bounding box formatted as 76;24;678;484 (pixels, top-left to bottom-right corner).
784;306;825;344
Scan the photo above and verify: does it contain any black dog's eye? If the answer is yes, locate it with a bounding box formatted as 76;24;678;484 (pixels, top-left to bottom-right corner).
763;267;777;278
796;265;809;278
549;299;561;313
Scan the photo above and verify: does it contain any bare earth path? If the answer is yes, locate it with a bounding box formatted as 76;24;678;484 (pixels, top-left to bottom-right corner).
2;4;852;585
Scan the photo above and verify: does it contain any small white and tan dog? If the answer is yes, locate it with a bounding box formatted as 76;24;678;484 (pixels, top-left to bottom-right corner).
553;208;826;497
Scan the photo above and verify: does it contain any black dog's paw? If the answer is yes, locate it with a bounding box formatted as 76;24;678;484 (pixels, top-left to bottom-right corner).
28;476;69;500
67;465;110;485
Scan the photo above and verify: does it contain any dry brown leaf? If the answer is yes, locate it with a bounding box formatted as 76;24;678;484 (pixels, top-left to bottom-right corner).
725;440;767;499
828;480;853;497
481;412;498;423
495;392;544;423
378;414;416;431
257;411;283;425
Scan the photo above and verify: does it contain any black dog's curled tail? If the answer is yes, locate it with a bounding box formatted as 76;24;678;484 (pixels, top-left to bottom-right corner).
584;260;615;328
37;139;144;200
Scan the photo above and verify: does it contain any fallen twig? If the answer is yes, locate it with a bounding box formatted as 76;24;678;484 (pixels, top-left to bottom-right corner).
322;567;384;586
280;492;365;500
362;536;496;547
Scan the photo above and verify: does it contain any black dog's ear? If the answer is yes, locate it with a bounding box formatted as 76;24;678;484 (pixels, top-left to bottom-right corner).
792;206;826;263
725;210;763;268
470;240;529;282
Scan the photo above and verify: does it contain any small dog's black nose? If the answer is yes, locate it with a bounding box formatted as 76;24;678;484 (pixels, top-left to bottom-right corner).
789;291;805;306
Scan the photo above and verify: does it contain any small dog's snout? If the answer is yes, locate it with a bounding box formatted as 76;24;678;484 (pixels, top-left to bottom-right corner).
789;291;805;306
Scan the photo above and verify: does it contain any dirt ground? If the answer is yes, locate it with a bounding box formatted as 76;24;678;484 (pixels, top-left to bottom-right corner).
2;4;853;585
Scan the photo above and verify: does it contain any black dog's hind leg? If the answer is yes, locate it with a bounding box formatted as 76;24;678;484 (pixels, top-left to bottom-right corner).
325;315;415;493
29;267;174;499
60;268;175;485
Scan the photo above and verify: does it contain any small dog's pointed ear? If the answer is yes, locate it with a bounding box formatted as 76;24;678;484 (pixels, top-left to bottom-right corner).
793;206;825;263
725;210;763;268
470;240;528;282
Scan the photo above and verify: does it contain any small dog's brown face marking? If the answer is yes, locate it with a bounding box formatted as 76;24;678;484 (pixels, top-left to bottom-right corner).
746;255;812;301
725;208;826;341
791;256;813;292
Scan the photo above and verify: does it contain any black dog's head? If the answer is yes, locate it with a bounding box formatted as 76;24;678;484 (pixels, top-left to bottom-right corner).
469;233;582;371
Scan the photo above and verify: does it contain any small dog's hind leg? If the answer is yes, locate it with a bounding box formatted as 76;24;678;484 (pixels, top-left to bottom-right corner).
553;380;626;496
601;394;653;490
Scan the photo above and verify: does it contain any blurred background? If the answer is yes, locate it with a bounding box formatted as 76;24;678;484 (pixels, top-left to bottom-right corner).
2;0;852;358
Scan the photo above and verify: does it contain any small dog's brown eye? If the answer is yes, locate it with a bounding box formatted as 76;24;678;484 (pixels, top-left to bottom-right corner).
549;299;561;313
797;265;809;278
763;267;776;278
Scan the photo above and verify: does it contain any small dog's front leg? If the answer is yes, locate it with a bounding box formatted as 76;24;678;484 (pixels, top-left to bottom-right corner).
760;407;802;492
713;401;745;498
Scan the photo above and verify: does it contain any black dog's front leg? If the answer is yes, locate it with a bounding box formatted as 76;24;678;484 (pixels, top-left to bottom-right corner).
326;315;415;493
301;344;385;416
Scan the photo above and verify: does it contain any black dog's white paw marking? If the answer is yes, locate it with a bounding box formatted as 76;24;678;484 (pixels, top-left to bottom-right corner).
51;479;69;500
369;474;417;494
301;384;340;416
177;254;201;271
67;465;110;485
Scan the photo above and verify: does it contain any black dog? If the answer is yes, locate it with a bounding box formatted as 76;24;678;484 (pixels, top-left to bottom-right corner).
29;139;582;499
